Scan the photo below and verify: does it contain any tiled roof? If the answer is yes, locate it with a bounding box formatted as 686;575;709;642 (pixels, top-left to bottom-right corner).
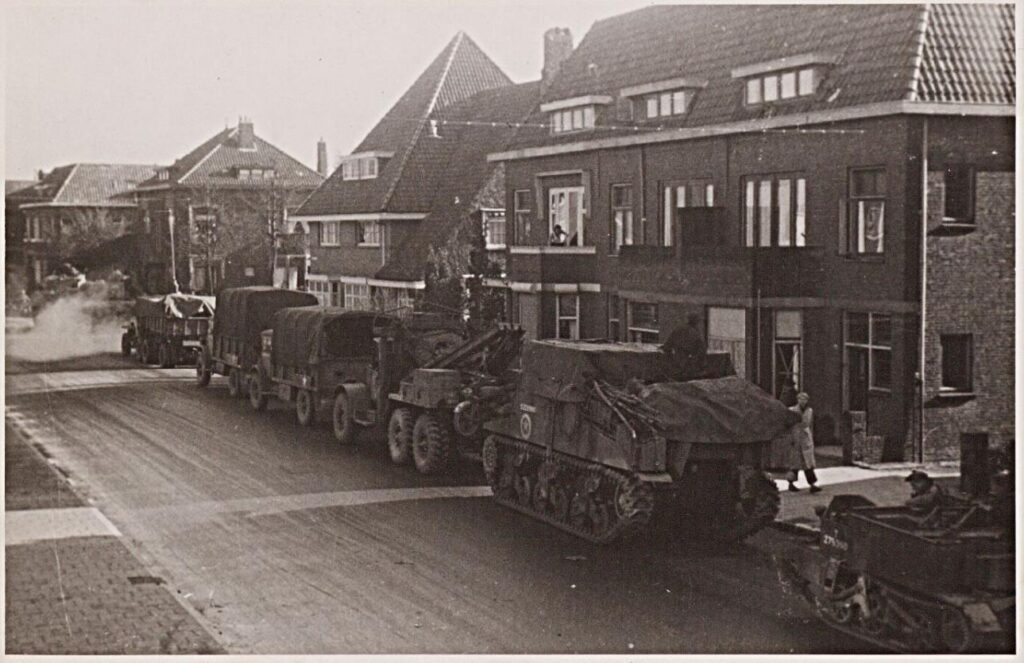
21;164;157;207
4;180;39;197
508;4;1014;151
375;81;542;281
136;125;323;190
917;3;1015;104
295;32;511;217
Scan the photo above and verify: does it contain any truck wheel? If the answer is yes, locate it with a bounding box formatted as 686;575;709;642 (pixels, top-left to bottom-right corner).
387;407;415;464
296;389;316;426
249;369;268;412
412;412;452;475
195;349;211;387
158;343;172;369
331;391;356;444
121;334;132;358
227;368;243;398
137;340;149;364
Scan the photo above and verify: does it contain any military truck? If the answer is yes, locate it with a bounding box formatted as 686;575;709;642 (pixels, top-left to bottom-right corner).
775;484;1014;652
248;306;464;443
196;286;318;395
122;293;215;367
480;340;799;543
387;326;523;475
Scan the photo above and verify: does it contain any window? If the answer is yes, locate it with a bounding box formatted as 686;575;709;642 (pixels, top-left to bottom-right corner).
551;106;596;134
610;184;633;254
608;294;620;341
556;294;579;340
548;187;585;246
662;180;715;247
940;334;973;393
307;279;329;306
746;67;821;105
845;312;892;391
330;281;342;307
483;211;506;249
341;157;380;180
845;168;886;254
708;307;746;378
319;221;340;246
513;190;532;245
774;310;802;399
627;302;659;343
357;220;381;246
943;165;974;223
344;283;372;310
743;174;807;247
641;89;691;119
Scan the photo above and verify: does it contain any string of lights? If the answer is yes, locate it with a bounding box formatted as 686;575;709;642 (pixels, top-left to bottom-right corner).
418;117;867;135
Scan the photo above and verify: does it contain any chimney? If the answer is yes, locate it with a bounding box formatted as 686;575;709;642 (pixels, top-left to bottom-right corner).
542;28;573;85
316;138;328;177
237;117;255;150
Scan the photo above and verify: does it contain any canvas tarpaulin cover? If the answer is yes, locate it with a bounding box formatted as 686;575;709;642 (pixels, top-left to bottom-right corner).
640;376;801;444
135;294;214;319
213;287;317;342
271;307;385;368
520;340;683;402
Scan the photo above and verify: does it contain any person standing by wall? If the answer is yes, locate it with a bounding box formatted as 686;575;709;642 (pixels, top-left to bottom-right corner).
787;392;820;492
661;313;707;378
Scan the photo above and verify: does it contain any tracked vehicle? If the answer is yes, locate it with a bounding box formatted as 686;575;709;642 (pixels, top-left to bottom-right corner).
481;340;800;543
775;486;1015;653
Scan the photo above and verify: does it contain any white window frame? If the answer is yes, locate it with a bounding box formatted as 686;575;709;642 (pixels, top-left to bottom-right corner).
643;89;690;118
663;180;715;247
556;294;580;340
610;184;633;255
773;310;803;398
548;186;585;246
357;220;381;247
513;189;532;245
484;211;507;250
344;283;372;311
847;168;886;255
746;67;820;105
627;301;659;343
844;312;892;392
742;174;807;247
319;221;340;246
342;157;379;181
550;106;595;134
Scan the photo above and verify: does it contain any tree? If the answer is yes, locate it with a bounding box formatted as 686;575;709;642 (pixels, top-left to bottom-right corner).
53;207;124;262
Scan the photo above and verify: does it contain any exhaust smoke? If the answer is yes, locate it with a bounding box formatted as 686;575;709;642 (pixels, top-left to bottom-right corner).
5;286;125;362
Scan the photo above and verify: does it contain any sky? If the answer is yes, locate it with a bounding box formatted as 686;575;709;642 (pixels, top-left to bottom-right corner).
3;0;656;181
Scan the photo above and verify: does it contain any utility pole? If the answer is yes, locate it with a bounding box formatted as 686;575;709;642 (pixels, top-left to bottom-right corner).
167;207;180;292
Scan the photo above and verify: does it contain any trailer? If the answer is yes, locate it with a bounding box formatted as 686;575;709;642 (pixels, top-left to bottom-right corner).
197;286;318;395
122;293;215;367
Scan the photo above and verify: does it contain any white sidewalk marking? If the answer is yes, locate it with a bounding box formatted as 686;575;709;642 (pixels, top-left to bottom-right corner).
6;368;196;396
5;507;122;546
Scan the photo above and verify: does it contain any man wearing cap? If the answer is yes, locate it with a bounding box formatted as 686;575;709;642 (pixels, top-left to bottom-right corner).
905;470;945;513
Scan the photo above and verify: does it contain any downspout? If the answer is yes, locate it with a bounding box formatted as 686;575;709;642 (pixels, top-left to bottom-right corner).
918;117;928;463
638;145;647;243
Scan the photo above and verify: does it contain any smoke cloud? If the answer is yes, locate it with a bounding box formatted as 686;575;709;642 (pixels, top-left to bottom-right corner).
5;286;125;362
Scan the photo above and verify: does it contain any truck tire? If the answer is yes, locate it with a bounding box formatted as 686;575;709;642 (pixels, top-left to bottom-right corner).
249;369;268;412
387;407;415;464
195;349;211;387
296;389;316;426
121;333;132;358
331;391;356;444
137;339;150;364
227;368;244;398
158;343;175;369
412;412;452;475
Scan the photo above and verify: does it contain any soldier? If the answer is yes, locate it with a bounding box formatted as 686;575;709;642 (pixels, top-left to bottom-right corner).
904;470;945;512
661;313;707;378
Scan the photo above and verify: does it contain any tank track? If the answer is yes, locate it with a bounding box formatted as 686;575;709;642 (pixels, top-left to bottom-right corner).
483;433;654;544
810;571;1010;653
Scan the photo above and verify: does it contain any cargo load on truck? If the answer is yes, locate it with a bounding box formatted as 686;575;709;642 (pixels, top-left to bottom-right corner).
123;293;215;367
482;339;800;544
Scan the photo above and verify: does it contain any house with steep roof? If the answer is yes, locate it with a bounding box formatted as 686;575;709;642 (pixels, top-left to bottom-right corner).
12;164;157;291
133;119;323;294
5;178;42;281
487;4;1014;462
291;31;546;319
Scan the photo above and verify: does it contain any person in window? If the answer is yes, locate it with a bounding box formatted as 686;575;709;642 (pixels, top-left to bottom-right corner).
549;224;568;246
787;392;820;493
904;470;944;513
661;313;706;378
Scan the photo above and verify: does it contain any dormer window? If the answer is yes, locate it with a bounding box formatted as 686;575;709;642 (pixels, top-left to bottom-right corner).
732;52;837;105
341;151;393;180
235;167;276;180
540;95;612;135
619;77;706;122
158;170;170;181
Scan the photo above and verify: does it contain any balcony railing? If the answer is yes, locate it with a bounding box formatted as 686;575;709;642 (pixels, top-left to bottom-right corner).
506;245;598;283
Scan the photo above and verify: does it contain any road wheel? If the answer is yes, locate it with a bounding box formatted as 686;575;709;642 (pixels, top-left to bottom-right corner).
412;412;452;475
195;348;211;387
121;334;132;358
387;407;415;464
227;368;243;398
331;391;356;444
296;389;316;426
249;369;268;412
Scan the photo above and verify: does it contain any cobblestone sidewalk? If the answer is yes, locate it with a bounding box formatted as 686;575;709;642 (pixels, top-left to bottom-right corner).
5;425;225;655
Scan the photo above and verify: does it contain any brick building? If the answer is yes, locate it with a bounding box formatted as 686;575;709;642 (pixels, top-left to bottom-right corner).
487;4;1014;461
133;120;323;295
291;32;543;319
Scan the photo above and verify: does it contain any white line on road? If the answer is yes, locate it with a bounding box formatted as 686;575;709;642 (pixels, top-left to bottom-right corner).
5;368;197;396
5;507;122;546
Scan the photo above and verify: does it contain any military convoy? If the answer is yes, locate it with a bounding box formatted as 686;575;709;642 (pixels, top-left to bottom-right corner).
122;293;215;367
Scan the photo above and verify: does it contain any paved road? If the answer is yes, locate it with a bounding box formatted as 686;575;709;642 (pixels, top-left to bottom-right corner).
6;371;874;654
